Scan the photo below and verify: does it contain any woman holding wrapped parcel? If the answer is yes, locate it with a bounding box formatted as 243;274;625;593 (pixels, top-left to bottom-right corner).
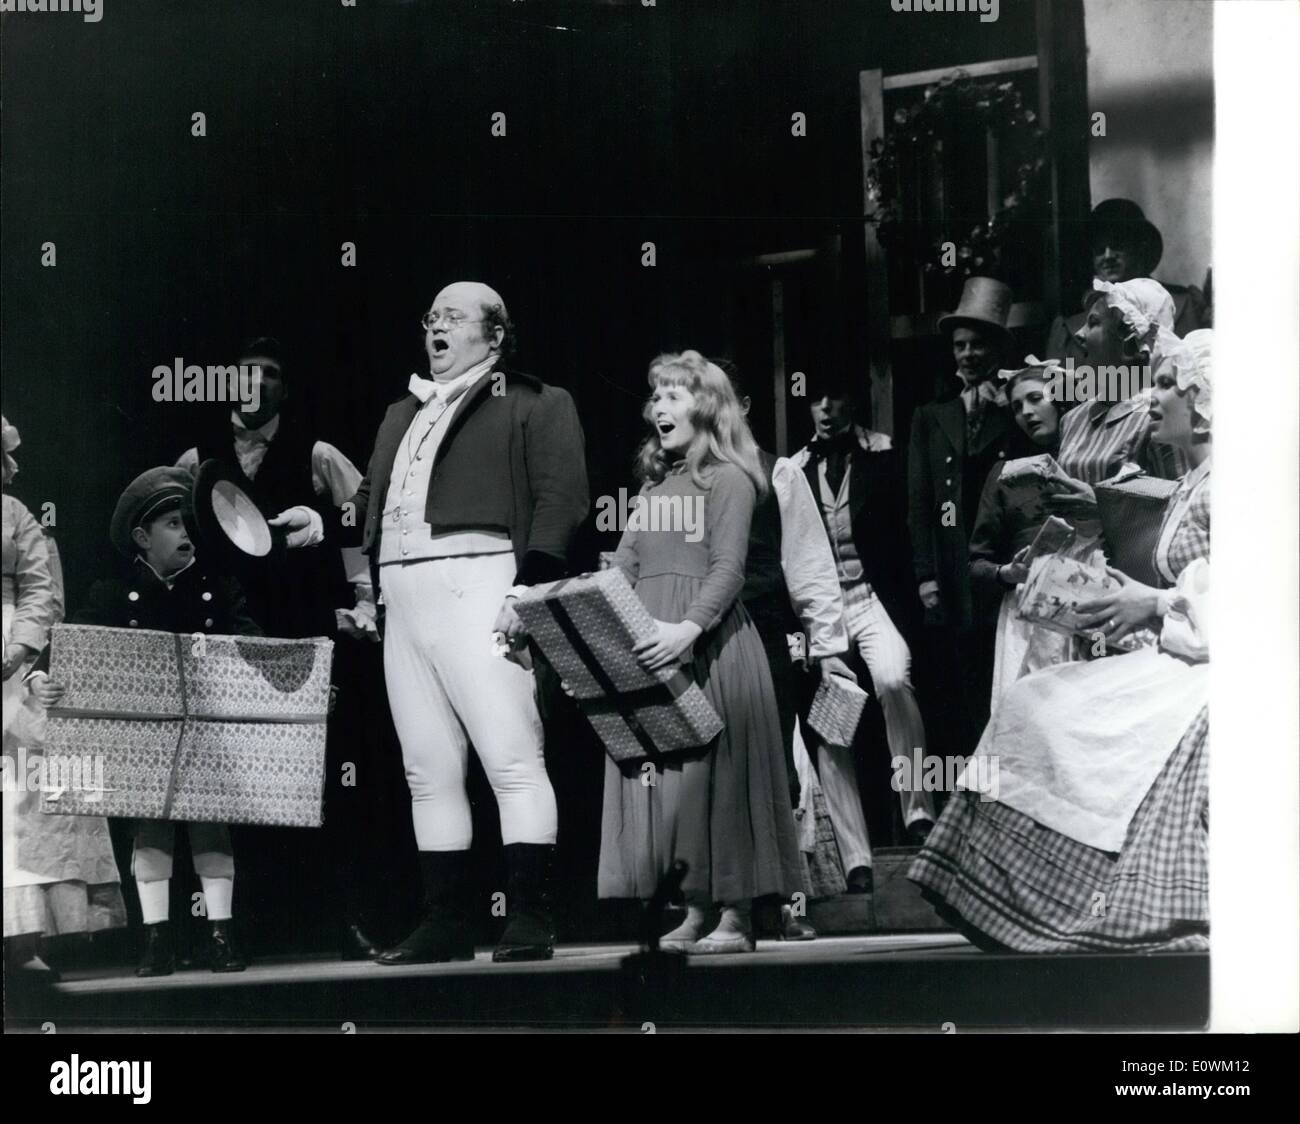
909;331;1213;952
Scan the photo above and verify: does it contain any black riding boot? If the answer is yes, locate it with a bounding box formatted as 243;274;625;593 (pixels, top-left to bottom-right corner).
136;922;175;978
377;850;475;965
208;919;246;973
492;843;557;963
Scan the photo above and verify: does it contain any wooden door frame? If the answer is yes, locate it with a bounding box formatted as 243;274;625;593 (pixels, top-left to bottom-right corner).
857;0;1091;435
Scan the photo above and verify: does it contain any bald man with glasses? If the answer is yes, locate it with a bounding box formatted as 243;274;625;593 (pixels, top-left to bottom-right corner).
274;281;589;964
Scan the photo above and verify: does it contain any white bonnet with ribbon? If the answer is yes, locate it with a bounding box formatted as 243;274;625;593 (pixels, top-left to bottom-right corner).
1156;328;1213;434
1090;278;1176;350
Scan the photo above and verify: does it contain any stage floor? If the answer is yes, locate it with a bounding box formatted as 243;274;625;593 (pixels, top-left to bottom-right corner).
7;933;1209;1031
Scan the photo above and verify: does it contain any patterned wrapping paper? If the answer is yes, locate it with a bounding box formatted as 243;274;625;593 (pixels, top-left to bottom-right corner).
1023;514;1077;562
999;454;1068;528
40;624;332;827
805;674;870;748
514;569;724;764
1095;471;1179;586
1016;554;1153;653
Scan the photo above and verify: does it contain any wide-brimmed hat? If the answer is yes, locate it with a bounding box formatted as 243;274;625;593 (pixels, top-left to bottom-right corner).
190;458;286;570
937;276;1015;349
110;466;194;557
1089;199;1163;275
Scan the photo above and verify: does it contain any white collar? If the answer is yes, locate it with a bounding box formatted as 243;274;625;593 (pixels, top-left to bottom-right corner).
138;555;197;590
231;411;280;442
408;355;499;405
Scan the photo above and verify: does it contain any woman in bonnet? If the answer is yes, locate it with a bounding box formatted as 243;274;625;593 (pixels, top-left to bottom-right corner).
910;331;1213;953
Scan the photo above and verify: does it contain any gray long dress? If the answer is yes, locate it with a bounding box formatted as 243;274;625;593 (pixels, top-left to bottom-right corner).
596;461;803;904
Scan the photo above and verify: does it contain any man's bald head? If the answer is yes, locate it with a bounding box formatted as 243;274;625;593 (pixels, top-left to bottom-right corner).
433;280;506;317
423;280;516;380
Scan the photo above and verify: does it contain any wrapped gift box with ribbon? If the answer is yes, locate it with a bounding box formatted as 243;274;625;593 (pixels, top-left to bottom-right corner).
513;569;724;765
806;674;870;748
40;624;332;827
1016;554;1154;653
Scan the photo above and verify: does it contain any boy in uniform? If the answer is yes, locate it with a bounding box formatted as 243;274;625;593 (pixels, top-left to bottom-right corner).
30;467;262;976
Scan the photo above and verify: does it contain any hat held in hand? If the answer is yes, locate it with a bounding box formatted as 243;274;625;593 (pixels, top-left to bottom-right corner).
189;459;286;567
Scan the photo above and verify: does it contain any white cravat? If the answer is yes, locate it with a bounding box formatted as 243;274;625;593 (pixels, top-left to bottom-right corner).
960;378;1008;415
407;354;499;406
230;412;280;479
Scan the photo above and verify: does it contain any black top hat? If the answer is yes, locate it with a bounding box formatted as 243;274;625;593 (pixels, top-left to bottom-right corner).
189;459;286;570
1089;199;1163;274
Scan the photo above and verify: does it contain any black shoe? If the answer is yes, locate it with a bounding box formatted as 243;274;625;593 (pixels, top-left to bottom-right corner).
779;904;817;941
906;818;936;848
845;866;874;895
492;843;556;963
208;920;246;973
377;850;475;966
136;922;175;978
339;920;383;962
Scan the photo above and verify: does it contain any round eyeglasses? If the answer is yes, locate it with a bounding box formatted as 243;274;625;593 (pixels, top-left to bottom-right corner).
421;312;485;331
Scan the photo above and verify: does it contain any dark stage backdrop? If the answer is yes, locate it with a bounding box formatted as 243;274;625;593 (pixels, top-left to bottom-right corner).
2;0;1039;950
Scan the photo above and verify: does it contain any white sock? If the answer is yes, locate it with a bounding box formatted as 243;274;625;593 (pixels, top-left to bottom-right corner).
200;876;234;922
137;879;170;924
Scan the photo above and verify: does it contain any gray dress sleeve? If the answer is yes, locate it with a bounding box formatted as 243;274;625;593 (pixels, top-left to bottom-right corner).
684;464;755;633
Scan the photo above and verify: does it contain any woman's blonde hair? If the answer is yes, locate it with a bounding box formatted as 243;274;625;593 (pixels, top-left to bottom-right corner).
633;350;768;497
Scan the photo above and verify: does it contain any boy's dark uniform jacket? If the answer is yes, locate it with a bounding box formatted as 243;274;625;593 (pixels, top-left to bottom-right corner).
31;560;263;674
346;368;590;590
907;397;1034;631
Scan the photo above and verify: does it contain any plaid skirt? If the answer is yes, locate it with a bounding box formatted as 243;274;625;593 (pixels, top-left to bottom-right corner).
909;707;1208;953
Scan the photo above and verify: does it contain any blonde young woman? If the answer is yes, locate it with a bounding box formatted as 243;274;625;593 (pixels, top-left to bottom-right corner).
597;352;803;954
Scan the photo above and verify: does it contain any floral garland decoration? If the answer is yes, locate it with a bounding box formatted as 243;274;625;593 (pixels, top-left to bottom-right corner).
866;71;1049;278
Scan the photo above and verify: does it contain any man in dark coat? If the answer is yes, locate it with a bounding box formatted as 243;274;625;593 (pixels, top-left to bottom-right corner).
1044;198;1211;364
274;281;589;965
177;336;390;962
907;277;1034;761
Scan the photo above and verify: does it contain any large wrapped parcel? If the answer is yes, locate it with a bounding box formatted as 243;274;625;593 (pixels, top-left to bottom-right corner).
1016;555;1153;653
514;569;724;765
41;625;332;827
